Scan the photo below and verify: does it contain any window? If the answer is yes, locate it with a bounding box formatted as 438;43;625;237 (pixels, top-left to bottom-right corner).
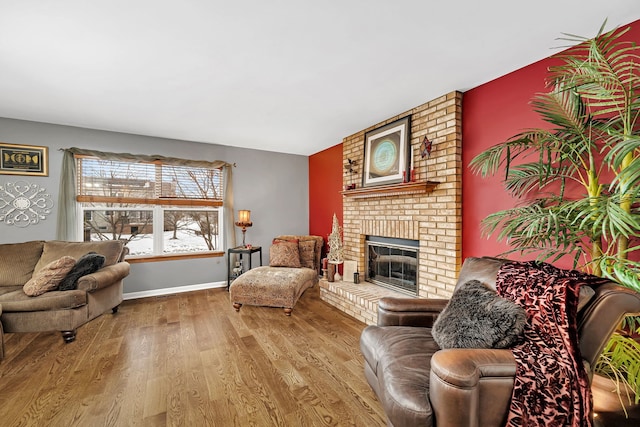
76;156;224;257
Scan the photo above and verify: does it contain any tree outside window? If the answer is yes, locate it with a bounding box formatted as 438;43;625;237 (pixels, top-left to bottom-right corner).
76;156;224;257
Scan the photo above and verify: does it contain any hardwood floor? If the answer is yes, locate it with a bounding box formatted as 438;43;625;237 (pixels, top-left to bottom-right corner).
0;286;387;426
1;285;638;426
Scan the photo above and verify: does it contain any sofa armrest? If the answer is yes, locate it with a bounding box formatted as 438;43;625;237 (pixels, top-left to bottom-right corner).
77;262;130;292
429;349;515;427
377;297;449;327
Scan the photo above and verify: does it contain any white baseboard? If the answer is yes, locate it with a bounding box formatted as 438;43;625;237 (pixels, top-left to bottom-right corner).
123;281;227;300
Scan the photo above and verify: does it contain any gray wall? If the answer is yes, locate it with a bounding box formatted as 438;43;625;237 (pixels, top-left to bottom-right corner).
0;118;310;293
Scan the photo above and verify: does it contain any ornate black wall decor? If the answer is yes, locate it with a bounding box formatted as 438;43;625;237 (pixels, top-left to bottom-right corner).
0;142;48;176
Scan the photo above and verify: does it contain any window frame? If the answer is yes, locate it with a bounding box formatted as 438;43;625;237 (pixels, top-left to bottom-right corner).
75;155;226;261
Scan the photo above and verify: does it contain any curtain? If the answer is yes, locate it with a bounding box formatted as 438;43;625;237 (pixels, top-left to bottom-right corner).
224;164;237;272
56;150;78;240
63;147;231;170
223;163;237;249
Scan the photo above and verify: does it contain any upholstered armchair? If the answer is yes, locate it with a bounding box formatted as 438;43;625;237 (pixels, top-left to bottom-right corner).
360;257;640;427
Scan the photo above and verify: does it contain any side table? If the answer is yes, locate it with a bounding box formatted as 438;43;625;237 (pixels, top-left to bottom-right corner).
227;246;263;290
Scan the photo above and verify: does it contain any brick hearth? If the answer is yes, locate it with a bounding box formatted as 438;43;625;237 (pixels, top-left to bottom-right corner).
319;278;408;325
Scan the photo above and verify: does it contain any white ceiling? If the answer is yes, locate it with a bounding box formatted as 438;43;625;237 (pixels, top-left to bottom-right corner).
0;1;639;156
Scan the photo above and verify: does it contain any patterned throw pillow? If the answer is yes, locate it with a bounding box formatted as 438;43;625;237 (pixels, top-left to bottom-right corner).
298;240;316;269
23;256;77;297
269;241;301;268
273;237;317;270
273;237;299;245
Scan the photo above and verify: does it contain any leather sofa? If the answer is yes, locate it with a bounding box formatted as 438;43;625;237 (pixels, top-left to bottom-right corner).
0;240;130;352
360;256;640;427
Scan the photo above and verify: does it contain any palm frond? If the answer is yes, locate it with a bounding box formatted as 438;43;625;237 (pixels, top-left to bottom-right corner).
468;135;540;178
503;162;569;198
552;25;640;115
606;135;640;193
604;132;640;161
598;254;640;290
531;88;590;133
612;158;640;196
481;201;587;254
594;332;640;409
566;195;640;242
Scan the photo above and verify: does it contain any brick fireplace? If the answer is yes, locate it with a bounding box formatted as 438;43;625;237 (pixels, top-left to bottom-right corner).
319;91;463;325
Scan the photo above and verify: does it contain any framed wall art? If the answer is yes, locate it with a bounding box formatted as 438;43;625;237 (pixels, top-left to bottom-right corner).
362;116;410;187
0;142;49;176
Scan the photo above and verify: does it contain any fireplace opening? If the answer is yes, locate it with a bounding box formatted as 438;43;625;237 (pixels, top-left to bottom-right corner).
366;236;418;296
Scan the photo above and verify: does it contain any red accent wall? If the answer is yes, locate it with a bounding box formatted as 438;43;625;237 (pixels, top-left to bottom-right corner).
461;57;560;262
309;20;640;269
309;143;343;253
462;21;640;268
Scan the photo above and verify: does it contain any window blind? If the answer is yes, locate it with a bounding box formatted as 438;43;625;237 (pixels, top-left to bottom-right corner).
76;157;224;206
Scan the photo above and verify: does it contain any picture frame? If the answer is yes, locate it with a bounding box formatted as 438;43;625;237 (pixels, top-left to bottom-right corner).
362;116;410;187
0;143;48;176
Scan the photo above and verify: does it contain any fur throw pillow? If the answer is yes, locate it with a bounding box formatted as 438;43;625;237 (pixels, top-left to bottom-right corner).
58;252;106;291
432;280;526;349
23;256;77;297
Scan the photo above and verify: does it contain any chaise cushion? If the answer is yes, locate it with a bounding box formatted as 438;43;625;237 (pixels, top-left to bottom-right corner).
23;256;77;297
0;241;44;287
230;265;317;309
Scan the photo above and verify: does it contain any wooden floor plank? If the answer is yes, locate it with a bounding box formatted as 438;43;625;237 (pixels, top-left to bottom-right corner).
2;284;638;426
0;285;386;426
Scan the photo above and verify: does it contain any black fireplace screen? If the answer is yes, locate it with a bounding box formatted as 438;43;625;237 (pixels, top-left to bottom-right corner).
366;236;418;296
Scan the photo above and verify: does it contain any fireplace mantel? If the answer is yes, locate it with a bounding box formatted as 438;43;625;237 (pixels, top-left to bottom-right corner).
341;181;439;199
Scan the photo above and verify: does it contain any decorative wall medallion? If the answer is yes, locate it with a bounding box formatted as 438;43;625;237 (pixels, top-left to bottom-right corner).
0;181;54;227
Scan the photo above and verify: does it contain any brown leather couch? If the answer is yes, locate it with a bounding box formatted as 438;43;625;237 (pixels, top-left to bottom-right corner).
360;257;640;427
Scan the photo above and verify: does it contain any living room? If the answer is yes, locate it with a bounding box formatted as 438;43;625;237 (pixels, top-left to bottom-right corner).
1;2;640;426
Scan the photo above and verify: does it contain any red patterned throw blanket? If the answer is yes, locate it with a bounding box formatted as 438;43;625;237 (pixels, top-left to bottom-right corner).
496;261;603;427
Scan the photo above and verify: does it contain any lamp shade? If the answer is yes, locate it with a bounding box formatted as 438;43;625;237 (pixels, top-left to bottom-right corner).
238;210;251;224
235;210;253;247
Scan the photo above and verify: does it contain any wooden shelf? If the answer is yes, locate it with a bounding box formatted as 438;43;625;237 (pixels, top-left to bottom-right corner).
341;181;439;199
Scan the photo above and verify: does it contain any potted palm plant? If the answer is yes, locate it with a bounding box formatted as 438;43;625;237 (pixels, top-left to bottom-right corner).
469;21;640;406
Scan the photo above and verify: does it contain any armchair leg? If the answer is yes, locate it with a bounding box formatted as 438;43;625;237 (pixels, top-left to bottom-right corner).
284;308;292;316
112;305;119;314
233;303;242;312
61;330;76;343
